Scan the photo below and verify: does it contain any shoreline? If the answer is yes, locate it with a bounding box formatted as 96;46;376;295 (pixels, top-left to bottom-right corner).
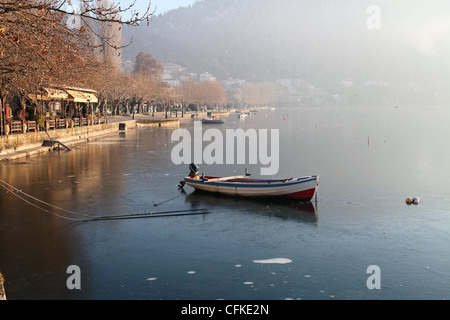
0;110;239;162
0;113;191;162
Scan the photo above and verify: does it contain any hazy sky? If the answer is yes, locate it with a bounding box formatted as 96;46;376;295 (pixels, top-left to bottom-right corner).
69;1;198;18
148;0;198;15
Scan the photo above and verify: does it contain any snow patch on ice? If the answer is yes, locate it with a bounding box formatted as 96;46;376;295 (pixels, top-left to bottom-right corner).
253;258;292;264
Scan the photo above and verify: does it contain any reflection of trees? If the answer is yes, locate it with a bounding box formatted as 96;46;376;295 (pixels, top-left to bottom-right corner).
0;132;146;298
0;127;178;217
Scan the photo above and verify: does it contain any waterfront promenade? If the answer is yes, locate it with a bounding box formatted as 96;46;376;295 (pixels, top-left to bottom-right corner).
0;111;208;162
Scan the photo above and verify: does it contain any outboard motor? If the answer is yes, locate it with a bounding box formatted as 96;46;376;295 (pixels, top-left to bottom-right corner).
189;163;200;177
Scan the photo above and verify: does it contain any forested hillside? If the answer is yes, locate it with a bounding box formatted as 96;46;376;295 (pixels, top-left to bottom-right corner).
122;0;450;104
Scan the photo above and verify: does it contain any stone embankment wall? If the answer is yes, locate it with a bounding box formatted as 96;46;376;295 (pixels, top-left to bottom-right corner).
0;120;136;161
0;118;182;161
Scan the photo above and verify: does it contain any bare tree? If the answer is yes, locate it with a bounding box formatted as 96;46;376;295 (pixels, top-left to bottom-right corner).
1;0;155;133
133;51;162;78
179;81;227;109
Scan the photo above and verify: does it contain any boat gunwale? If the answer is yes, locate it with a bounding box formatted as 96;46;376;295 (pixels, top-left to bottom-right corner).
184;175;317;188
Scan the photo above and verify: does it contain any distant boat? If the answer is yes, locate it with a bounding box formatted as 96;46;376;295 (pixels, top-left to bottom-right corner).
202;116;224;124
238;113;248;118
181;164;319;201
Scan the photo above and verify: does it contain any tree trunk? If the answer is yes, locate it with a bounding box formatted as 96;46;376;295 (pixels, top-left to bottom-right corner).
165;101;168;119
113;99;120;116
0;93;4;136
125;100;130;114
102;98;108;116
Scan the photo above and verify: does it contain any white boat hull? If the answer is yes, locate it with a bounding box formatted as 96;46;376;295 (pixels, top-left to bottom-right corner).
184;175;318;201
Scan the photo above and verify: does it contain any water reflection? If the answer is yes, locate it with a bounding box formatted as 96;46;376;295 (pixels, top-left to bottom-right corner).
2;106;450;299
184;190;318;225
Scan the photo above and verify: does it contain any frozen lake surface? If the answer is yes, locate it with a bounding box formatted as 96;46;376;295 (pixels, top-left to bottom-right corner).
1;105;449;300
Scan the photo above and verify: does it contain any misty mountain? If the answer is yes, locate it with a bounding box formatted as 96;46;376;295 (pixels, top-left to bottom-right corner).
122;0;450;104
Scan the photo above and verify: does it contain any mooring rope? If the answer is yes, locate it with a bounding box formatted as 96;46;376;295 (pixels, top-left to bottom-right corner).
0;180;85;221
0;178;93;218
84;209;211;222
0;178;210;222
153;193;183;207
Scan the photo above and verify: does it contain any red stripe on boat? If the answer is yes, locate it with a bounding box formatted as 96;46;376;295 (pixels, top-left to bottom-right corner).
274;188;316;200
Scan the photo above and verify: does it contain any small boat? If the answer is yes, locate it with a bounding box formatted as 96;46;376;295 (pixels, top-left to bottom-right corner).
181;164;319;201
202;116;224;124
238;113;248;118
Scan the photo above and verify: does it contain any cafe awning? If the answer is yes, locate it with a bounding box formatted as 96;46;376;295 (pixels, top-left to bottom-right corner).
27;86;98;103
28;87;69;101
43;87;69;100
65;89;98;103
